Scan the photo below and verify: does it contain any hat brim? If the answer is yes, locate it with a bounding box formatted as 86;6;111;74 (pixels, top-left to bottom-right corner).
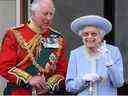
71;15;112;35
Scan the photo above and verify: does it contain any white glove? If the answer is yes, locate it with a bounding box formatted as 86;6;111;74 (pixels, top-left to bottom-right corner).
83;73;101;82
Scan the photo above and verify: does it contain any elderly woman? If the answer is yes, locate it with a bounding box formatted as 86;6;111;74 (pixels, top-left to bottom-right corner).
66;15;124;95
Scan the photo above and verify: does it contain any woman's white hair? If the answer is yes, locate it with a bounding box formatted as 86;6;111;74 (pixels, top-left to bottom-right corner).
78;26;106;38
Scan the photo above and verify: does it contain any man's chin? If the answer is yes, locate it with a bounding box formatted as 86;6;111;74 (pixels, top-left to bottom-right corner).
41;26;49;31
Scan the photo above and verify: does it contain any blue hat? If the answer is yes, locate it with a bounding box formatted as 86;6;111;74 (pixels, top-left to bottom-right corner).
71;15;112;35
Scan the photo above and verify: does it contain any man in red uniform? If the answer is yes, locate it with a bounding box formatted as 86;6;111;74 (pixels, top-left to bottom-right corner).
0;0;67;95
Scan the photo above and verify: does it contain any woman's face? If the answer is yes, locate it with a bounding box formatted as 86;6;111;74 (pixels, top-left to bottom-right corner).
80;26;102;49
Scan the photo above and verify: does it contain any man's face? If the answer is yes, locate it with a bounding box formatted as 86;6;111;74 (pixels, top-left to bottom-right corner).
81;26;102;49
32;0;55;31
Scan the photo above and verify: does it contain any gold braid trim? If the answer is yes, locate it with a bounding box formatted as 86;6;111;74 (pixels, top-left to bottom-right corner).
12;29;42;67
7;29;42;83
8;67;32;83
47;74;64;91
12;29;53;74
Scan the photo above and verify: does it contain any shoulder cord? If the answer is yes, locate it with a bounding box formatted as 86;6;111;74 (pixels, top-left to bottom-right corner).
12;29;43;72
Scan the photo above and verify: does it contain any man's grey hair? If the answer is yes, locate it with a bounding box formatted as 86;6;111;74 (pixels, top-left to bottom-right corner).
30;0;41;11
30;0;55;11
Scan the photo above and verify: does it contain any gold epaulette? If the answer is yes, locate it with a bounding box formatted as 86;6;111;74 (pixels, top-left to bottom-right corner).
10;24;25;30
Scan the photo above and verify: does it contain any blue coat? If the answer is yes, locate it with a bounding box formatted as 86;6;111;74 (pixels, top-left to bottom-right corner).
66;44;124;95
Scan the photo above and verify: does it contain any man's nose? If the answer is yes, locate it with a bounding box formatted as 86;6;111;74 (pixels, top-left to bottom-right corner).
46;14;53;20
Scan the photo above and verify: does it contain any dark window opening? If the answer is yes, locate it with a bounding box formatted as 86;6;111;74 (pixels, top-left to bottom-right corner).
104;0;115;45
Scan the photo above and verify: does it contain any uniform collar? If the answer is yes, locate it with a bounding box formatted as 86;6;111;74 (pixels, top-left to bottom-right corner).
27;20;50;36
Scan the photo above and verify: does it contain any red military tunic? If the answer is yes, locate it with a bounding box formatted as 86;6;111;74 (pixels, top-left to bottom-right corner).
0;24;67;95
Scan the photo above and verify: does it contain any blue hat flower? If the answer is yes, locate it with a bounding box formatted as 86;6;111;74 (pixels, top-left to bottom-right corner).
71;15;112;36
